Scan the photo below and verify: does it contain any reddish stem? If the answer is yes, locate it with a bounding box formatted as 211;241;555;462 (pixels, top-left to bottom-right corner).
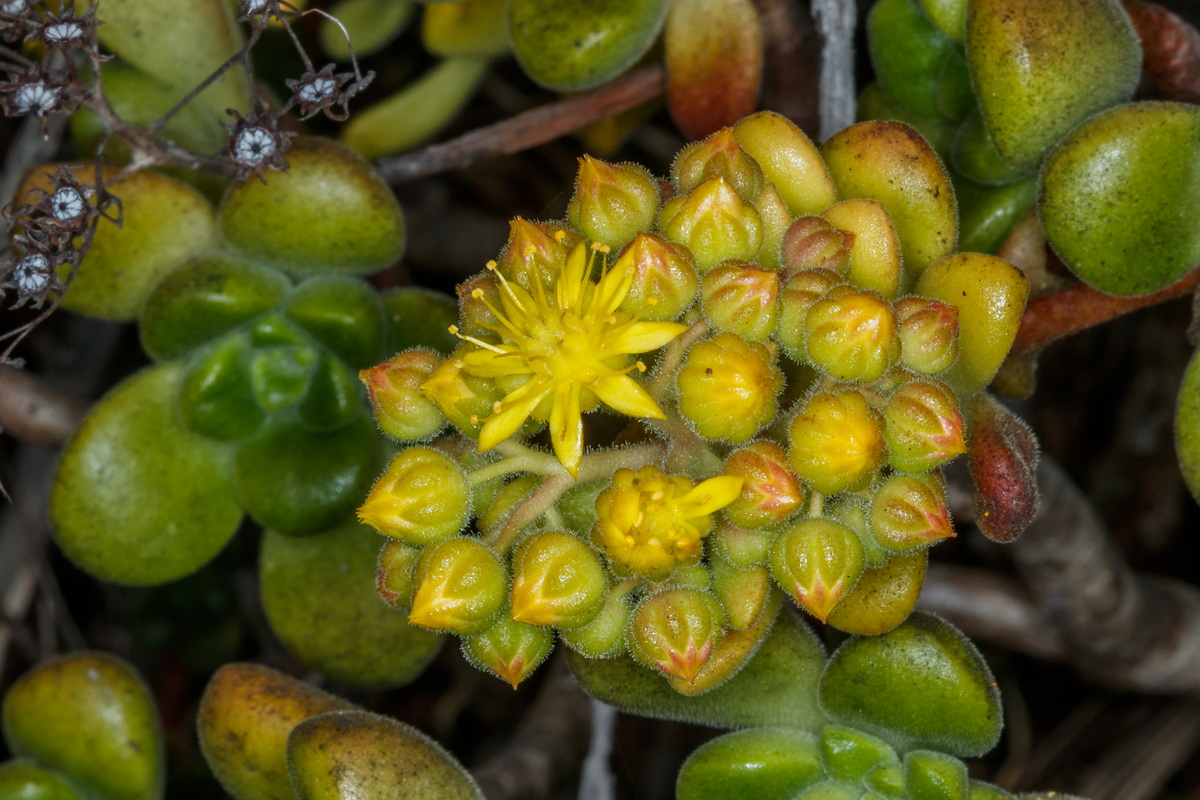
1011;266;1200;358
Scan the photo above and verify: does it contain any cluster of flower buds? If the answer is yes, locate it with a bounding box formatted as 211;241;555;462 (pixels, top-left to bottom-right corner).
358;112;1032;692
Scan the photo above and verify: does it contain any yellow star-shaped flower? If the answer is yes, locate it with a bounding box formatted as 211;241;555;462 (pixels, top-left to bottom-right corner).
428;239;687;476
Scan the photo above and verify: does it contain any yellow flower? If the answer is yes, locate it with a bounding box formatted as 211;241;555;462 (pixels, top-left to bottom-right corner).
594;466;743;579
429;239;687;476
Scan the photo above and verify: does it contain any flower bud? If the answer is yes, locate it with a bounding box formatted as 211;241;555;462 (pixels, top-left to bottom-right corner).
769;518;864;622
671;127;765;203
568;156;660;250
409;537;507;634
710;558;772;631
663;564;712;591
825;550;927;636
357;446;470;546
775;268;842;361
658;177;763;273
419;346;507;438
700;262;780;341
788;390;886;494
629;588;726;684
477;474;540;536
463;615;554;689
707;522;776;568
883;380;966;473
820;725;899;783
754;183;791;270
376;539;422;610
594;465;743;580
869;473;955;552
677;333;783;442
560;585;633;658
804;287;899;383
894;296;960;375
824;495;889;569
722;442;804;529
611;232;699;321
456;272;502;339
495;218;581;291
360;349;447;441
781;216;851;279
509;531;607;629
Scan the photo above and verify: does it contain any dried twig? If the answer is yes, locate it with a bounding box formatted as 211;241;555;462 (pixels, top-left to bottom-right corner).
1124;0;1200;103
0;365;87;445
375;65;666;184
471;654;593;800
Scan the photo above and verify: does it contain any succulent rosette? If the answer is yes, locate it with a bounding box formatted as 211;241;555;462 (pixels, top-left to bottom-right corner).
360;111;1038;693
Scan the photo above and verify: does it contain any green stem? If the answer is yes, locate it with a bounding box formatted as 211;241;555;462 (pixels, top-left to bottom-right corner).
466;440;566;485
809;491;825;518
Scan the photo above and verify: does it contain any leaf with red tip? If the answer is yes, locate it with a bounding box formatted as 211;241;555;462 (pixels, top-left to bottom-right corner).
666;0;764;140
966;392;1040;543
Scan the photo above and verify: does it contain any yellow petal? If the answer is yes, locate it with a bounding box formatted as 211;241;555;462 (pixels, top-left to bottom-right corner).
607;320;688;355
461;345;528;378
675;475;745;518
557;242;590;311
591;373;666;420
478;378;551;451
549;380;584;476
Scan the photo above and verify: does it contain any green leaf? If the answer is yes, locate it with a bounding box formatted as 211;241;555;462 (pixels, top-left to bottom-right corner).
868;0;957;120
51;363;242;586
260;520;443;688
285;276;386;369
676;728;824;800
140;256;290;361
234;415;378;535
288;711;481;798
382;287;460;356
818;613;1002;757
179;333;265;441
1176;347;1200;505
320;0;415;60
567;609;826;730
0;759;86;800
298;354;364;431
2;653;164;800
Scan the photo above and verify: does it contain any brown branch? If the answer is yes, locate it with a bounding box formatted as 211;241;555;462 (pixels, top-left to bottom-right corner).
471;654;592;800
1010;265;1200;359
375;65;666;184
917;563;1067;661
0;365;88;446
1124;0;1200;103
1008;458;1200;693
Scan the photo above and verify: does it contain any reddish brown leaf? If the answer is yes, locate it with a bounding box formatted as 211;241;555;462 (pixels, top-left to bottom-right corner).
666;0;764;141
1123;0;1200;103
966;392;1040;543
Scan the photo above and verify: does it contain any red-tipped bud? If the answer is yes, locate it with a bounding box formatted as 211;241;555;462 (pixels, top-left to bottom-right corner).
611;232;699;321
377;540;422;610
463;615;554;689
360;349;447;441
775;268;843;361
509;531;607;629
409;537;507;634
804;287;899;383
769;518;865;622
710;558;773;630
894;296;960;375
677;333;784;442
671;128;765;203
788;390;886;495
357;446;470;546
967;392;1040;543
869;473;955;552
700;262;780;341
884;380;967;473
495;218;581;291
568;156;661;250
629;588;726;684
722;441;804;529
781;216;852;280
658;177;763;273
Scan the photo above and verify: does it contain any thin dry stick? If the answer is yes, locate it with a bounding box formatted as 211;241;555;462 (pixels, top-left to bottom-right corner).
0;365;88;446
375;65;666;184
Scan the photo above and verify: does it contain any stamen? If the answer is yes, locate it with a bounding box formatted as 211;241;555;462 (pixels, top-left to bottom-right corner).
449;325;507;354
553;230;567;241
486;259;531;316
